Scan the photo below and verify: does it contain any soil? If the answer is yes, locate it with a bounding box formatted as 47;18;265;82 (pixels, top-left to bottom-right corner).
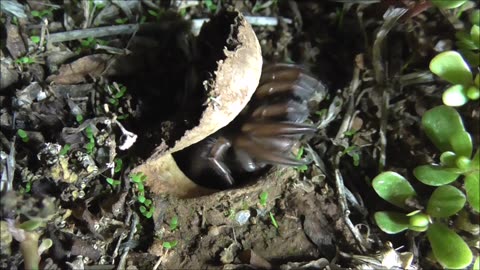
0;1;479;270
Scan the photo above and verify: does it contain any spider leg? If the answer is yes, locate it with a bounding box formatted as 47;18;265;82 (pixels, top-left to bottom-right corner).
241;122;316;137
255;80;315;100
234;135;309;166
251;100;309;122
205;136;235;186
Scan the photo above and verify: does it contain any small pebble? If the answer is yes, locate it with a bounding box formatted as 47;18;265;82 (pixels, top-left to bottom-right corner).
235;210;251;225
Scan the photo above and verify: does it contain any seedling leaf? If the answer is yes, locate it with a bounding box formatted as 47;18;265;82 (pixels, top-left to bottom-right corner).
465;173;480;212
413;165;460;186
442;84;468;107
422;105;466;152
429;51;472;85
450;130;472;158
374;211;409;234
427;223;473;269
372;172;416;209
427;185;466;217
431;0;468;9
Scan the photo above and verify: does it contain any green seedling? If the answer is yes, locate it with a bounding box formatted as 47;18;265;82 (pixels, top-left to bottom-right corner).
30;36;40;44
147;9;164;21
130;172;154;218
372;172;472;268
76;114;84;123
259;191;268;207
31;8;53;19
115;18;128;24
269;212;279;229
169;216;178;231
15;56;35;65
342;145;360;167
204;0;217;13
79;37;107;51
430;0;468;9
429;51;479;106
415;106;479;212
295;146;308;172
163;240;178;250
106;177;121;187
59;144;71;156
17;129;29;142
84;126;95;154
114;158;123;173
455;23;479;66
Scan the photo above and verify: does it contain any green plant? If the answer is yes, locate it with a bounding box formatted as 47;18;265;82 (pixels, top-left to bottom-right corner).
114;158;123;173
84;126;95;154
372;106;478;268
414;106;479;212
162;240;178;250
430;0;468;9
59;144;71;156
169;216;178;231
115;18;128;24
15;56;35;65
30;36;40;44
105;177;121;187
295;146;308;172
79;37;107;50
455;23;479;66
429;51;479;106
372;172;472;268
130;172;154;218
259;191;268;207
17;129;29;142
204;0;217;13
269;212;279;229
30;8;54;19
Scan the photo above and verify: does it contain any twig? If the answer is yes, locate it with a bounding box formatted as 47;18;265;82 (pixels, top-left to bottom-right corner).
116;212;138;270
372;8;407;171
334;161;368;253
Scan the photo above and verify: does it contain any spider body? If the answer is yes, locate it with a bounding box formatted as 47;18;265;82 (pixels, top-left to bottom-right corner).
174;63;326;188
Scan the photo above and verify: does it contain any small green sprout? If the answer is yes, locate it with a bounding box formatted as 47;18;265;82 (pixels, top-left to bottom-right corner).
59;144;71;156
269;212;279;229
106;177;121;187
115;18;128;24
17;129;29;142
169;216;178;231
295;146;308;172
79;37;107;50
259;191;268;207
147;9;164;21
30;36;40;44
84;126;95;154
114;158;123;173
15;56;35;65
429;51;479;106
204;0;217;13
342;146;360;167
31;8;53;19
130;172;154;218
162;240;178;250
76;114;84;123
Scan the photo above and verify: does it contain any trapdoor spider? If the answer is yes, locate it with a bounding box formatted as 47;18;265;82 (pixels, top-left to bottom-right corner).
174;63;326;188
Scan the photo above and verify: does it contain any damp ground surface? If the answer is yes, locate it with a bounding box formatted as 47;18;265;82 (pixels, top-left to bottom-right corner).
1;1;479;270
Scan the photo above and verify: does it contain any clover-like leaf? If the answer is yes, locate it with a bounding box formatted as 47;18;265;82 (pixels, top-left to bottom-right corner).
414;165;461;186
427;185;466;217
450;130;472;158
372;172;416;209
374;211;409;234
427;223;473;269
430;51;472;85
422;105;466;152
442;84;469;107
465;173;479;212
431;0;468;9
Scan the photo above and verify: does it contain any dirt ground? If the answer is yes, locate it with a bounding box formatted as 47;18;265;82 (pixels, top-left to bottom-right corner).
0;1;479;269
